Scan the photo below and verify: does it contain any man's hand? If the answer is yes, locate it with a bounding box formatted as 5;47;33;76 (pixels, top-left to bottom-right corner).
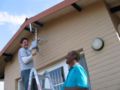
30;40;38;50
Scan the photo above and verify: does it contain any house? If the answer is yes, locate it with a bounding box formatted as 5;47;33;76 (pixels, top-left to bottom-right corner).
0;0;120;90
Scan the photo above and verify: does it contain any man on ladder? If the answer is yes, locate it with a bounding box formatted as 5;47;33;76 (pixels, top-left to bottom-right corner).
18;37;38;90
18;22;41;90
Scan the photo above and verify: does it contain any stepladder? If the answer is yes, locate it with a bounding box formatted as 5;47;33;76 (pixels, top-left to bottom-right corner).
28;68;54;90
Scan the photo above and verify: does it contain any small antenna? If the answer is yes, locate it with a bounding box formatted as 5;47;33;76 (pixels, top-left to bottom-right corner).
29;23;32;32
34;28;39;52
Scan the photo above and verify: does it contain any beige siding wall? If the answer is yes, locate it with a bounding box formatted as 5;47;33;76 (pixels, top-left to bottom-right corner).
4;1;120;90
4;53;19;90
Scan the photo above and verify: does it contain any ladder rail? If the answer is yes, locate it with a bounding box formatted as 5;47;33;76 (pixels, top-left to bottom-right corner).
27;68;55;90
28;68;42;90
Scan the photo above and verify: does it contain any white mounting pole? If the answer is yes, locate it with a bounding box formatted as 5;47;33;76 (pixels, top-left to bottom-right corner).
29;23;38;41
29;23;39;52
34;28;39;52
29;23;32;32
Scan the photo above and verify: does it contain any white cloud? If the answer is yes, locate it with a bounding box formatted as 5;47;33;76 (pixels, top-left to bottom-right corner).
0;11;27;25
0;11;31;35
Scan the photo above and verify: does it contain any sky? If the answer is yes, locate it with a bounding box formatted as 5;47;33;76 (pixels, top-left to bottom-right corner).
0;0;63;90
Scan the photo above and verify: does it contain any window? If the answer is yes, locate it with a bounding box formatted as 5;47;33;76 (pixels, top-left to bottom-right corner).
39;60;68;90
49;67;65;90
50;67;65;90
41;67;65;90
